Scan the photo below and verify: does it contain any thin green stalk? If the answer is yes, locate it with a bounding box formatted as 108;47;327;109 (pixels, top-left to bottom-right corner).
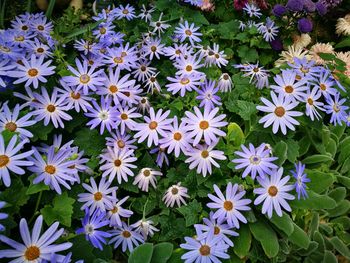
26;0;32;13
142;199;149;220
46;0;56;19
28;191;43;224
0;0;6;29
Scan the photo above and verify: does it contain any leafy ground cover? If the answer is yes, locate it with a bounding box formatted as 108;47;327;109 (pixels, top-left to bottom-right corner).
0;0;350;262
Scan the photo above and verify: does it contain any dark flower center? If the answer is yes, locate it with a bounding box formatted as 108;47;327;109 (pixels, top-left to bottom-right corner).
0;155;10;168
24;245;40;260
122;230;131;238
151;46;157;52
37;25;44;31
223;200;233;211
307;98;313;105
5;122;17;132
46;104;56;113
70;92;81;100
122;9;129;14
185;65;192;72
45;165;56;174
37;47;44;53
223;74;229;80
120;113;128;120
201;150;209;158
199;120;209;130
199;245;211;256
99;27;106;34
94;191;103;201
171;187;179;195
284;85;294;93
28;68;38;77
185;29;192;36
114;159;122;167
214;226;220;235
274;106;285;117
140;65;147;71
22;25;28;30
268;185;278;196
143;169;151;177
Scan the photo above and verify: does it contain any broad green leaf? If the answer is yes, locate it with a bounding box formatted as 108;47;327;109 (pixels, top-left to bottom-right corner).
151;242;174;263
74;128;105;156
336;174;350;189
309;212;319;235
288;224;310;249
286;139;299;163
27;122;54;141
129;243;154;263
236;100;257;121
328;187;346;202
0;178;29;213
306;170;335;193
302;154;334;164
177;200;202;227
40;192;75;227
329;237;350;259
331;216;350;230
168;248;184;263
274;141;287;166
323;251;337;263
234;224;251;258
270;212;294;236
327;200;350;217
335;37;350;48
290;191;336;210
313;231;325;251
249;221;279;258
226;123;245;147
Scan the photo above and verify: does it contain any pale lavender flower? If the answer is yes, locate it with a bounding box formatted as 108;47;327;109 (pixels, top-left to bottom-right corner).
106;131;137;151
232;143;278;179
162;182;189;207
57;82;92;113
108;222;144;252
78;177;117;214
166;73;202;97
174;21;202;46
324;93;348;126
0;134;33;187
0;215;72;262
304;87;325;121
133;168;162;192
254;167;295;218
217;73;233;92
182;107;227;146
115;106;142;134
196;80;222;111
131;219;159;240
134;107;172;147
115;4;136;20
291;162;310;200
142;38;165;60
106;196;133;227
175;54;204;76
207;183;251;228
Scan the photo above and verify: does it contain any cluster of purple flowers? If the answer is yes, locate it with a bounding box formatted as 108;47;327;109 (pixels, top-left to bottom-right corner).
237;57;350;134
238;3;279;44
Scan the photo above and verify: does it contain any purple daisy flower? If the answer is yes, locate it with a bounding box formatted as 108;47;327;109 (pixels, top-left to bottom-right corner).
182;106;227;146
106;196;133;227
324;93;349;126
99;147;137;184
0;59;15;88
76;208;111;250
185;142;226;177
150;146;169;167
63;58;104;95
78;177;117;214
195;211;239;247
175;54;204;76
0;103;36;139
207;183;251;228
196;80;222;111
8;54;55;89
115;106;142;134
142;38;165;60
0;215;72;262
57;82;92;113
92;22;115;39
108;222;144;252
0;134;33;187
0;201;8;231
291;162;310;200
115;4;136;20
257;91;303;135
85;96;118;135
31;87;72;128
162;182;190;207
166;73;202;97
174;21;202;46
106;131;137;151
180;235;230;263
27;146;77;194
314;69;337;97
304;87;325;121
134;107;172;147
133;168;162;192
254;167;295;218
160;116;191;158
232;143;278;179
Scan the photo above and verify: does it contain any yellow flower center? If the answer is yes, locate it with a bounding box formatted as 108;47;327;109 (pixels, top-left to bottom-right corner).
45;165;56;174
274;106;286;117
46;104;56;113
223;200;233;211
149;121;158;130
94;191;103;201
268;186;278;196
79;74;90;84
199;120;209;130
0;155;10;168
5;122;17;132
173;132;182;141
24;245;40;261
28;68;38;77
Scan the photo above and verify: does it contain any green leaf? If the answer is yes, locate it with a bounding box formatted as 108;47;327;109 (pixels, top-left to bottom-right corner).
74;128;106;156
27;122;54;141
288;224;310;249
328;187;346;202
249;220;279;258
323;251;337;263
40;192;75;227
329;236;350;259
234;224;251;258
274;141;288;166
0;178;29;213
237;46;258;62
327;200;350;217
26;174;49;195
236;100;257;121
335;37;350;48
129;243;154;263
302;154;334;164
306;170;335;193
336;174;350;189
226;123;245;147
151;242;174;263
168;248;184;263
291;191;337;210
176;200;202;227
270;212;294;236
286;139;300;163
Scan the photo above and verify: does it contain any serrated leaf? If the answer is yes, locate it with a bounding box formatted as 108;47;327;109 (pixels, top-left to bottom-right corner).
40;192;75;227
129;243;154;263
74;128;105;156
177;200;202;227
236;100;257;121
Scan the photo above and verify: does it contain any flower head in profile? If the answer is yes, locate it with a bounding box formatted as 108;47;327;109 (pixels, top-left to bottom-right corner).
291;162;310;200
131;219;159;240
207;183;251;228
254;167;295;218
0;215;72;262
133;168;163;192
163;182;190;207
